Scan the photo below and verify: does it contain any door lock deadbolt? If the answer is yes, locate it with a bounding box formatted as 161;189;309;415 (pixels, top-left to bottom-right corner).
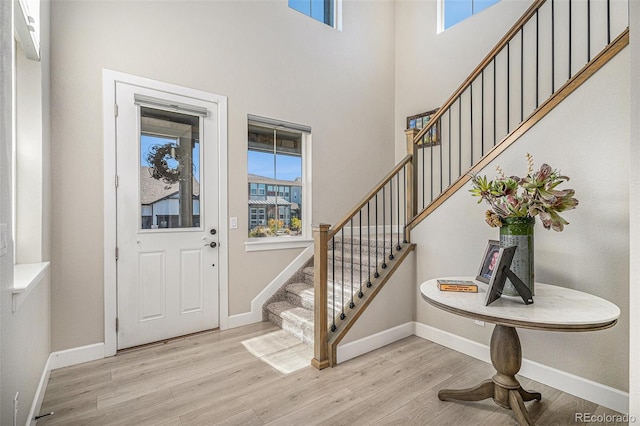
210;229;217;235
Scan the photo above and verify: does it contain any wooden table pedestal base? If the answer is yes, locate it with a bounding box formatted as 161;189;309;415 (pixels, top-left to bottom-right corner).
437;325;542;426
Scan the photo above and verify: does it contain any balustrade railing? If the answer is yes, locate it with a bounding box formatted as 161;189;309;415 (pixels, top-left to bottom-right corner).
410;0;629;223
311;155;414;369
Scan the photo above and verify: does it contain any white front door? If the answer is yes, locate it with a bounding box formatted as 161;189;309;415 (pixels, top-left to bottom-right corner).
115;82;219;349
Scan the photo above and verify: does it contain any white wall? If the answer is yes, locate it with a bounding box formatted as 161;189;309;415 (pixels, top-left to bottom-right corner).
394;0;531;160
411;49;629;392
628;0;640;418
0;1;11;421
0;1;52;424
49;0;396;351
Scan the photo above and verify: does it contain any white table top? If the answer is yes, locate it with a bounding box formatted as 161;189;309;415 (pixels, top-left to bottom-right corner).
420;277;620;331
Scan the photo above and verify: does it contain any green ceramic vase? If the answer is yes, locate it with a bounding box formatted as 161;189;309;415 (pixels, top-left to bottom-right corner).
499;216;535;296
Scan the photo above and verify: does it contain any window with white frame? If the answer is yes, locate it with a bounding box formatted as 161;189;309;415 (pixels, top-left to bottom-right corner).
289;0;336;28
443;0;500;30
247;116;310;242
10;0;49;310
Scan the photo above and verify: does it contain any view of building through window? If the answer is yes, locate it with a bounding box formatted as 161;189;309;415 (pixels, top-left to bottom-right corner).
288;0;334;27
444;0;500;29
247;122;304;238
139;107;201;229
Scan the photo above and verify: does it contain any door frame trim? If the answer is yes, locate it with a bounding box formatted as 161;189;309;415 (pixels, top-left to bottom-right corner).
102;69;229;357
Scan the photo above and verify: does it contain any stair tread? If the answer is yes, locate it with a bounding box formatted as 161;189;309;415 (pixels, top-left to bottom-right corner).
331;234;403;248
285;282;313;296
265;240;413;346
266;301;314;325
303;266;382;286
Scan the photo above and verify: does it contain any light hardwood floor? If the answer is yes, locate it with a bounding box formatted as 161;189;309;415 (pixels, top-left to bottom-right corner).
38;322;624;425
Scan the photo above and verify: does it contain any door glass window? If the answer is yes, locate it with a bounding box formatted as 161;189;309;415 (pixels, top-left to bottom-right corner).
140;107;201;229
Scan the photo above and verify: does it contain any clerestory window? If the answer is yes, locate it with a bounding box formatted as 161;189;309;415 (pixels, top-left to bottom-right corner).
443;0;501;30
289;0;336;27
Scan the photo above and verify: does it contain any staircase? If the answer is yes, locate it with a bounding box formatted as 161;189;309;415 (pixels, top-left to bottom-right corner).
264;234;405;347
262;0;629;369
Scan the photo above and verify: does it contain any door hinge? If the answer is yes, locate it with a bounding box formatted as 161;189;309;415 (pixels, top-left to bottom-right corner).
116;317;119;332
115;247;119;260
114;104;118;117
115;175;119;188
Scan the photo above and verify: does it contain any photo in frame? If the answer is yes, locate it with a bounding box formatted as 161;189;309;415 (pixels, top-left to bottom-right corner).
485;246;534;306
476;240;500;283
406;108;440;147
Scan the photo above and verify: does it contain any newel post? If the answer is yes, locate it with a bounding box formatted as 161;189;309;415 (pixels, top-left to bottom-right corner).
311;223;331;370
405;129;419;242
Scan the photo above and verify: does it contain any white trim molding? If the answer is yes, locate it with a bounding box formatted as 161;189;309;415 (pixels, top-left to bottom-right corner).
12;261;49;312
28;343;105;425
336;322;415;364
414;322;629;414
244;239;313;252
228;244;314;328
27;354;52;426
49;343;106;370
102;69;229;355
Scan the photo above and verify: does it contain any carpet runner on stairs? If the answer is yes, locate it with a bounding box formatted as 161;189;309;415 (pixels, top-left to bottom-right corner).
264;234;403;346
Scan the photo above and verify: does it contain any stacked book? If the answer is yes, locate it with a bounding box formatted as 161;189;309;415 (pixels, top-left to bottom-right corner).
437;279;478;293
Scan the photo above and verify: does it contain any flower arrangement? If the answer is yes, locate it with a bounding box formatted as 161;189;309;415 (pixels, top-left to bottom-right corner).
469;153;579;232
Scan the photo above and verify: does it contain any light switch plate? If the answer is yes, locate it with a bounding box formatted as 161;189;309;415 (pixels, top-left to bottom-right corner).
0;223;8;257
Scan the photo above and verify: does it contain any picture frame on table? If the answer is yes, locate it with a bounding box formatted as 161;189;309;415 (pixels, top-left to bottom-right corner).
476;240;500;283
484;245;534;306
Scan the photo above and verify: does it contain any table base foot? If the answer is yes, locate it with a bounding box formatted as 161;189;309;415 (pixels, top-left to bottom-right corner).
510;389;536;426
438;380;541;426
518;387;542;402
438;379;494;402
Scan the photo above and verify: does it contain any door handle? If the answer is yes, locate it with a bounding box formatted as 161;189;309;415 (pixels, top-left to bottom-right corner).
208;241;217;248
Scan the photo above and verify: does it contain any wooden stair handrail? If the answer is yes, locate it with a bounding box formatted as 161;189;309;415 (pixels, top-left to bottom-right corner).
328;154;413;240
413;0;547;144
408;27;629;230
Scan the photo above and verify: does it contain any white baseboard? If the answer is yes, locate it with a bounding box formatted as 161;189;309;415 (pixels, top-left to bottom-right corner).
414;322;629;414
336;322;415;364
28;355;52;426
228;245;314;329
49;343;106;370
29;343;106;425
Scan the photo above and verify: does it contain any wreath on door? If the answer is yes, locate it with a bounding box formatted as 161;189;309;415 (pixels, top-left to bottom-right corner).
146;143;181;184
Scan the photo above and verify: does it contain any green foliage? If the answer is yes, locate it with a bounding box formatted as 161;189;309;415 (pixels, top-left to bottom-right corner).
469;154;579;232
248;226;272;238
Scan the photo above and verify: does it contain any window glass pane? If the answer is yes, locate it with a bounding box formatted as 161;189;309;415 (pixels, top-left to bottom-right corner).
311;0;332;26
248;122;304;238
140;107;200;229
444;0;473;29
289;0;311;16
289;0;334;27
444;0;500;29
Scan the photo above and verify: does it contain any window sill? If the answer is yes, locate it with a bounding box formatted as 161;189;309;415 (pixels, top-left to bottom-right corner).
13;262;50;312
245;238;313;252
